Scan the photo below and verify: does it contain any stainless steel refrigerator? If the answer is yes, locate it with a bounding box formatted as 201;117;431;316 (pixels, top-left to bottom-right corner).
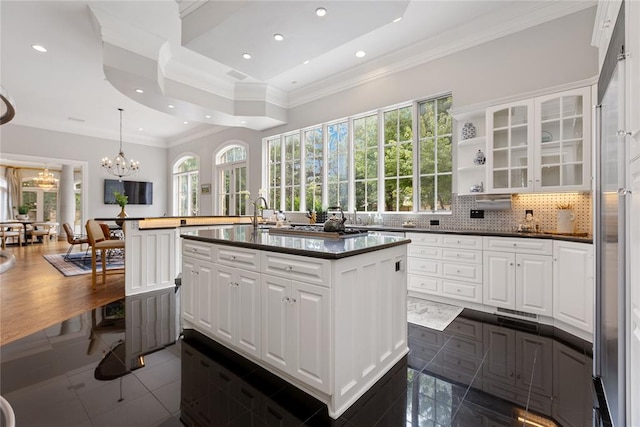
595;3;626;425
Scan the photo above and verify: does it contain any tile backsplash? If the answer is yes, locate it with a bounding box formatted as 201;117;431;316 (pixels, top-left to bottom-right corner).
286;192;592;234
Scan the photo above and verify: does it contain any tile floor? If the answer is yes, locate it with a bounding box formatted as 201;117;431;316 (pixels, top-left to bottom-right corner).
0;287;595;426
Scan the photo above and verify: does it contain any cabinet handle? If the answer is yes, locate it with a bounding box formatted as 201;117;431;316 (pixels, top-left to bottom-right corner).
193;271;199;275
192;248;198;252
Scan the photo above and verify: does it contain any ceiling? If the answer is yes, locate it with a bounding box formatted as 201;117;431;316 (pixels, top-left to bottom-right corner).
0;0;595;157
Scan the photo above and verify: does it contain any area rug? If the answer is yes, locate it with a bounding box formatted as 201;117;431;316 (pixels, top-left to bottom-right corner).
407;297;464;331
43;252;124;277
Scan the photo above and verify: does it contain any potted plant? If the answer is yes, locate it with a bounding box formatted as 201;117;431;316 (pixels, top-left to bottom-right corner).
113;191;128;226
16;205;29;220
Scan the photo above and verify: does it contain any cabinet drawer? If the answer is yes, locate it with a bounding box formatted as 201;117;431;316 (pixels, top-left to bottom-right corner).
442;280;482;303
405;232;442;246
408;258;440;276
217;246;260;270
183;240;215;262
483;237;552;255
442;235;483;250
442;348;483;378
408;244;441;259
446;336;484;358
442;261;482;283
262;252;329;285
441;248;482;264
408;275;440;294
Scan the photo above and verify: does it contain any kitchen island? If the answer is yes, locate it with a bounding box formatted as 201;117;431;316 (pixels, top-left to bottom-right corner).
180;225;410;419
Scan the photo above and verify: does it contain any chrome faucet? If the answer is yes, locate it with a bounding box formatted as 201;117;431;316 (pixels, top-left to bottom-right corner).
252;196;269;229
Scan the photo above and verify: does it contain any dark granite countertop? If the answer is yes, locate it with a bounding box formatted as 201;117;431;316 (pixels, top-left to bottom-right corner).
181;225;410;259
348;225;592;244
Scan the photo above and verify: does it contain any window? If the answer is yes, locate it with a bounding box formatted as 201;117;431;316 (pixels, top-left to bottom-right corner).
174;156;199;216
266;137;282;210
327;121;349;208
264;94;452;214
216;145;248;215
283;133;301;211
353;114;378;212
304;127;323;212
383;106;413;211
418;95;453;211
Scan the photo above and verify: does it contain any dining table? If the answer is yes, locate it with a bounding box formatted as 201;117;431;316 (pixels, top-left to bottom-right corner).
0;220;32;245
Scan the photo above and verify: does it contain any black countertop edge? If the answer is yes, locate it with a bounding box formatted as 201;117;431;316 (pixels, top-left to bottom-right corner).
181;234;410;260
94;216;247;221
348;225;592;244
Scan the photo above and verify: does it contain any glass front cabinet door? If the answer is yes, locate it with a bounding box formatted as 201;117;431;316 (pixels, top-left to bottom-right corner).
533;87;591;192
486;100;535;193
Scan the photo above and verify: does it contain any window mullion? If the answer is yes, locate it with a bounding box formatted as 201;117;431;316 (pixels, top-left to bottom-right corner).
377;110;384;212
348;116;355;212
322;123;328;210
412;101;419;213
300;129;306;212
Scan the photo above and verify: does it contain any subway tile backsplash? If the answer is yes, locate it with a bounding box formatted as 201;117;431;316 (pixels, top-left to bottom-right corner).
286;192;592;234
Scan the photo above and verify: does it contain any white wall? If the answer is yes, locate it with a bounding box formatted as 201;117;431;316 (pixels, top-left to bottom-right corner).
0;124;167;219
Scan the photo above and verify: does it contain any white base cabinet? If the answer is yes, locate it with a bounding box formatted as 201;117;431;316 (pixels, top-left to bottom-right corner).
261;273;330;393
181;240;408;419
483;237;553;316
552;240;594;337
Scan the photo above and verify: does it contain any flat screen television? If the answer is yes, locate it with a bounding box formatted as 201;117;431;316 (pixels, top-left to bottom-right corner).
104;179;153;205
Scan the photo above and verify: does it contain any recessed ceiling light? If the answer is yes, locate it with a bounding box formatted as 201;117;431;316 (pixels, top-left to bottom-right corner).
242;53;252;59
303;60;310;65
240;120;247;124
184;121;189;125
316;7;327;17
138;127;143;131
355;50;366;58
135;89;144;93
205;114;212;119
273;33;284;41
31;44;47;53
168;104;175;109
393;17;402;23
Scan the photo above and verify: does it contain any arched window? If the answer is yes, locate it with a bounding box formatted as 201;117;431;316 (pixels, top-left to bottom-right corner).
215;144;248;215
173;156;199;216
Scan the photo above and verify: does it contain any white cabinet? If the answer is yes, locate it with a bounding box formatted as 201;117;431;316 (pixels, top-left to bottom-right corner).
486;100;535;193
261;273;330;393
182;256;214;334
407;233;483;303
485;87;591;194
533;87;591;191
482;237;553;316
213;264;261;358
553;240;594;337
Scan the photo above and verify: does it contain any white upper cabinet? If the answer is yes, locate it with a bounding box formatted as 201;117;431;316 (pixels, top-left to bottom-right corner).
486;100;535;193
484;87;591;194
533;87;591;192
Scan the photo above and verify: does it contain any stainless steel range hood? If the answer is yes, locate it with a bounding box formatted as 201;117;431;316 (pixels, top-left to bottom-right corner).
475;194;512;210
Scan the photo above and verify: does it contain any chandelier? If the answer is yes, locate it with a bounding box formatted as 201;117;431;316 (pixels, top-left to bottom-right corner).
34;167;58;189
101;108;139;180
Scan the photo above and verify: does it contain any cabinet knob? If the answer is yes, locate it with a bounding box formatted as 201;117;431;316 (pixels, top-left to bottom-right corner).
192;248;198;252
290;298;297;303
230;255;236;260
517;263;521;267
510;263;514;266
510;372;514;377
282;297;290;303
513;243;517;247
285;265;293;271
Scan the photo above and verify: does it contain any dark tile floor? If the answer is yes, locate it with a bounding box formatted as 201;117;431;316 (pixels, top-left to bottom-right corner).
0;288;595;426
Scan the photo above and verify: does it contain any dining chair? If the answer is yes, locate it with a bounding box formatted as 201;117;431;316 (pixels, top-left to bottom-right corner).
29;222;51;244
0;226;21;249
86;219;125;289
62;222;89;261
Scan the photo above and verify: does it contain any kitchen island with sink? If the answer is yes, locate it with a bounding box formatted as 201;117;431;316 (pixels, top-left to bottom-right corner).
180;225;410;418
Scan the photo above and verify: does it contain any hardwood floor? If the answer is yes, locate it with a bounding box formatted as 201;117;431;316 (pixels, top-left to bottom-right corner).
0;239;125;346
